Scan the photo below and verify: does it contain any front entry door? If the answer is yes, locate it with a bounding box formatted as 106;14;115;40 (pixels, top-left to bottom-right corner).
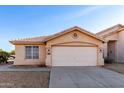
108;41;116;62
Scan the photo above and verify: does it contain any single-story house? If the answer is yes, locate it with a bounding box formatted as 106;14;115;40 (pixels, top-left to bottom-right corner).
10;26;105;67
96;24;124;63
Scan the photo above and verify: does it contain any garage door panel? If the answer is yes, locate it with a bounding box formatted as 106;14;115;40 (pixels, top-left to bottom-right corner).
52;47;97;66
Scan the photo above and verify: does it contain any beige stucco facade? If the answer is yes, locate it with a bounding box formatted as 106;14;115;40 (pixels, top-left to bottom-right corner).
14;45;46;65
101;33;118;60
117;30;124;62
10;26;104;66
96;24;124;63
46;30;104;66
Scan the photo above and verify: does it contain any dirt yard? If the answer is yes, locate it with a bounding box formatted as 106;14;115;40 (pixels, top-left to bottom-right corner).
0;71;50;88
105;63;124;74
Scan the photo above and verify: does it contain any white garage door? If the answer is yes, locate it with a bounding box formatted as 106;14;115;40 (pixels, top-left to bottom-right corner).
52;47;97;66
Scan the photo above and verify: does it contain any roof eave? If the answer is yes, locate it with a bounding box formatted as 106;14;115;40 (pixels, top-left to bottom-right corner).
44;27;105;43
96;24;124;35
9;41;45;45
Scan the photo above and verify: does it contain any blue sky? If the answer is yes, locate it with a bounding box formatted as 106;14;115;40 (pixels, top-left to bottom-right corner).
0;5;124;51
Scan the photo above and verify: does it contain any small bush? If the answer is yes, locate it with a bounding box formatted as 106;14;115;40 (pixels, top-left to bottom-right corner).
9;50;15;55
0;50;10;63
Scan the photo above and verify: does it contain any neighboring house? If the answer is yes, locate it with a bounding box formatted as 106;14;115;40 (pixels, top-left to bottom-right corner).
96;24;124;63
10;26;104;67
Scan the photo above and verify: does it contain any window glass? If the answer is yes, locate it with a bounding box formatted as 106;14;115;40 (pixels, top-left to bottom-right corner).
25;46;39;59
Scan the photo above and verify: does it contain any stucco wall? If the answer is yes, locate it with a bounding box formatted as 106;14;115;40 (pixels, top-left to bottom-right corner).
117;30;124;63
102;33;118;59
102;43;107;58
104;33;118;41
101;30;124;63
46;30;104;67
14;45;46;65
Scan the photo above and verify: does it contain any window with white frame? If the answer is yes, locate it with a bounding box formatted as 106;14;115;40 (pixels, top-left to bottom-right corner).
25;46;39;59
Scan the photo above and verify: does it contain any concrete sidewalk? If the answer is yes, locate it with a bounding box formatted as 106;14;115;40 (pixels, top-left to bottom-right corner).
49;67;124;88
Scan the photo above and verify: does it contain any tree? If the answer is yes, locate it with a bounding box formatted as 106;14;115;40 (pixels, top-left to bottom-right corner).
0;50;10;63
9;50;15;55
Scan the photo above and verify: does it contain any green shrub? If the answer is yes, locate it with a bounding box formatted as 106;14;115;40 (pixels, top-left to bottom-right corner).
0;50;10;63
9;50;15;55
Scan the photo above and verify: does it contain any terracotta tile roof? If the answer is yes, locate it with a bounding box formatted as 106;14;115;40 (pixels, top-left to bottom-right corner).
9;36;50;45
96;24;124;37
44;26;105;42
10;26;105;45
101;27;124;38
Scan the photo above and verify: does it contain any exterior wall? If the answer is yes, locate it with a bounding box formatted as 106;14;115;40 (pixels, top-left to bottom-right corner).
46;30;104;67
14;45;46;65
107;41;117;62
102;33;118;61
101;30;124;63
117;30;124;63
104;33;118;41
103;43;107;58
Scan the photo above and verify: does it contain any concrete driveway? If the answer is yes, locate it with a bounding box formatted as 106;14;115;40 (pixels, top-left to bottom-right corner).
49;67;124;88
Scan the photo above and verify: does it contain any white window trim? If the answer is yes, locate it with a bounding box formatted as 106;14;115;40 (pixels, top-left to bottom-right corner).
25;46;39;59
